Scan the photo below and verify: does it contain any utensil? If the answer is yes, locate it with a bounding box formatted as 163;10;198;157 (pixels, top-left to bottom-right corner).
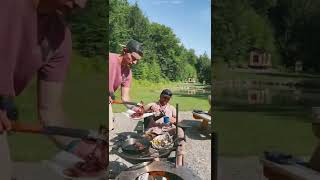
112;100;142;106
176;104;179;167
11;122;107;143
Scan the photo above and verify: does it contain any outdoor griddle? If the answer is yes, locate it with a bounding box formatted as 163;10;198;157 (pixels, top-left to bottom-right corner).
115;136;175;164
116;104;181;164
115;161;201;180
113;104;204;179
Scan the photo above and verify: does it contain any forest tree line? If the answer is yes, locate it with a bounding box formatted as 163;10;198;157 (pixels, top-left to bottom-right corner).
108;0;211;83
69;0;211;83
213;0;320;73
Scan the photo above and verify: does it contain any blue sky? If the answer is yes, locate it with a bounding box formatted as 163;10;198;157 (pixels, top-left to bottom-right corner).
127;0;211;57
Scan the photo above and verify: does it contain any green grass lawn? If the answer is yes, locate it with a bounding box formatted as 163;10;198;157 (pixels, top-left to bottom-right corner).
8;53;107;161
214;110;316;157
112;80;211;113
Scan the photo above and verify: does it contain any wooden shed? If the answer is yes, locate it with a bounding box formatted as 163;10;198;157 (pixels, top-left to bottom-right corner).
249;48;272;69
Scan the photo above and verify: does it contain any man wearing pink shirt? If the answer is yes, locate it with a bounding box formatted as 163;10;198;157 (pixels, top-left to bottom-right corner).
109;39;143;131
0;1;106;179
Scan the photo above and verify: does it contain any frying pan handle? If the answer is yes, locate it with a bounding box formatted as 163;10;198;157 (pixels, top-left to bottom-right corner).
11;122;92;139
11;122;43;133
43;126;90;139
112;100;139;106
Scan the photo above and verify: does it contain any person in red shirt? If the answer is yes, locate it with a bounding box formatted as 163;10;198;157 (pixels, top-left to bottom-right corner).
109;39;144;131
0;1;106;179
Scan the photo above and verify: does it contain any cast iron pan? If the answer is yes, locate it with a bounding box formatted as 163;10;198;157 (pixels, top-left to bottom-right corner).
121;137;151;154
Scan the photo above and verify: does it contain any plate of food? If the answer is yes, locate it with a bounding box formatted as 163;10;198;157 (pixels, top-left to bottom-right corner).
151;133;174;150
124;109;154;120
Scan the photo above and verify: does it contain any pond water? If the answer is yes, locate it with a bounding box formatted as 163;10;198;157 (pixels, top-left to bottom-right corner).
213;79;320;156
214;80;320;109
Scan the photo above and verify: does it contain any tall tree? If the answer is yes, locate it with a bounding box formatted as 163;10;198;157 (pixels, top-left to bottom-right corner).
70;0;108;57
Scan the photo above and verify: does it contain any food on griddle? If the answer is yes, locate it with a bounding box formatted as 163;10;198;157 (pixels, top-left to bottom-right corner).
124;141;146;152
134;142;145;150
151;133;174;150
143;132;156;140
124;144;135;151
151;138;170;148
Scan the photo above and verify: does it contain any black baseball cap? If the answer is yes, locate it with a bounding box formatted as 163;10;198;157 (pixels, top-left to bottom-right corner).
160;89;173;97
126;40;144;58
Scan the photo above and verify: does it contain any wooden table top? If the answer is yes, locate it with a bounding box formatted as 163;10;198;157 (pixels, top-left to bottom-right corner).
192;112;211;121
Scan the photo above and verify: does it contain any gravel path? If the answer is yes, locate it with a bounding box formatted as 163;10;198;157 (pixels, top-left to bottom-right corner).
108;111;211;180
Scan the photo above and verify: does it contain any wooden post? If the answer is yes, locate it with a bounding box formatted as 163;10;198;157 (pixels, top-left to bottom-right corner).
212;132;218;180
175;103;179;167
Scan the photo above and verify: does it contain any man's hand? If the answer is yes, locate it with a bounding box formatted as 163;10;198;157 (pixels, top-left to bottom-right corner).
109;96;113;104
0;110;11;133
132;105;144;114
153;110;165;117
170;117;176;124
